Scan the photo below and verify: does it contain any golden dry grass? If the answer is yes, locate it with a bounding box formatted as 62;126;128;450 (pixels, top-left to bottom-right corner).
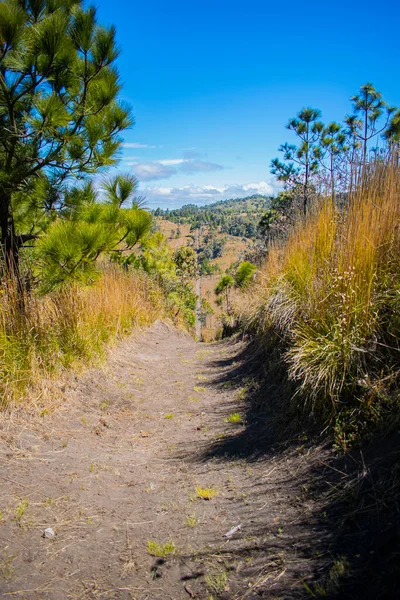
235;162;400;414
0;267;165;408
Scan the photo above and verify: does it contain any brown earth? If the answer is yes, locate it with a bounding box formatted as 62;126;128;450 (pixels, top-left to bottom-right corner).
155;220;192;250
0;323;357;599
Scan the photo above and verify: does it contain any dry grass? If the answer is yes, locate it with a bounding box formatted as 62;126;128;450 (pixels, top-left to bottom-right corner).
235;162;400;423
0;267;165;408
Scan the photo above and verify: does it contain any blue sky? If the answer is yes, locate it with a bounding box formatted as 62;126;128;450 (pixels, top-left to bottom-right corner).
96;0;400;209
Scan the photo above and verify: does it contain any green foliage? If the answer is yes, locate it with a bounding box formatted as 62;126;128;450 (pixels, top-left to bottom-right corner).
199;298;214;324
215;274;234;314
185;513;198;527
271;107;323;215
173;246;198;279
270;83;398;220
205;569;228;595
347;82;395;164
121;233;198;328
0;0;132;269
234;262;256;288
199;257;221;276
147;540;176;557
215;275;234;296
195;485;217;500
384;109;400;145
225;413;242;424
33;175;152;291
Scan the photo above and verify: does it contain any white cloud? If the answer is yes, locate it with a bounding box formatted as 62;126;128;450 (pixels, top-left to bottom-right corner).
179;160;224;174
121;142;157;149
131;158;225;181
134;162;176;181
158;159;187;166
143;180;280;209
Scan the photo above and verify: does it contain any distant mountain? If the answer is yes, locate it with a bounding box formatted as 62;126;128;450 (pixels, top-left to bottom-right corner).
153;195;271;239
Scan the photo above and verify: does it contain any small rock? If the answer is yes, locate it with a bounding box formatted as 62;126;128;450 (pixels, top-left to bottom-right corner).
223;524;242;538
42;527;55;539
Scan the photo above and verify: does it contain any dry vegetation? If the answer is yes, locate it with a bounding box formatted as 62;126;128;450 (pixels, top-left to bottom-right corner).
236;163;400;440
0;268;165;408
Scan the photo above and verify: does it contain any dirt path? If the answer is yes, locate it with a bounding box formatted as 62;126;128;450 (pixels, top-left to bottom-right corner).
0;322;327;599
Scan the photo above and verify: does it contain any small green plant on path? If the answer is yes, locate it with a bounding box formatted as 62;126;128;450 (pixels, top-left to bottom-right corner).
193;386;206;392
14;499;29;523
0;553;15;581
147;540;177;557
185;513;199;527
205;568;228;595
236;387;247;400
225;413;242;424
164;413;174;419
196;485;218;500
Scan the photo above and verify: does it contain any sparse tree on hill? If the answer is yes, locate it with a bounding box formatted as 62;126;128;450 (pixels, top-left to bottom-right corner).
346;83;395;167
271;107;324;216
215;274;234;313
313;122;348;201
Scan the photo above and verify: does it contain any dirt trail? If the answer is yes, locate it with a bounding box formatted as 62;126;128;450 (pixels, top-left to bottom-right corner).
0;322;326;599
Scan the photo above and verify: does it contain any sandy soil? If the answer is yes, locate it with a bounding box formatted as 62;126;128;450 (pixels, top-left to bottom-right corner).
0;323;329;599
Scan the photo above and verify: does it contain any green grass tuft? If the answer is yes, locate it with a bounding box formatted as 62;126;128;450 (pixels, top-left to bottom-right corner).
195;485;218;500
224;412;242;424
147;540;177;557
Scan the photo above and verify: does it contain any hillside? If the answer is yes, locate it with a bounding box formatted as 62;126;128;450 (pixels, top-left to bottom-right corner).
153;195;269;339
153;194;271;239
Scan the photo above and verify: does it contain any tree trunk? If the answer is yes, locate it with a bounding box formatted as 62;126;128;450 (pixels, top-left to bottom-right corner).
0;190;23;292
363;108;368;167
303;123;310;217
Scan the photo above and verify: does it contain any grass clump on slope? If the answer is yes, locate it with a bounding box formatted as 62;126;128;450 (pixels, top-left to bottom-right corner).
235;163;400;445
0;267;164;408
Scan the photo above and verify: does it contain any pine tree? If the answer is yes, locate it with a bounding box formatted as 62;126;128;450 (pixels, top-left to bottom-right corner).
313;122;348;201
346;83;395;167
271;108;323;215
0;0;132;276
35;174;152;291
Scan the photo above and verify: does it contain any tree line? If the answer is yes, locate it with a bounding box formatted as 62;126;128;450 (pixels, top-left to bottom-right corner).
258;84;400;248
270;83;399;214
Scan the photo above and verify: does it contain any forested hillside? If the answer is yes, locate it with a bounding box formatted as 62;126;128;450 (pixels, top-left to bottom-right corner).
154;194;271;238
